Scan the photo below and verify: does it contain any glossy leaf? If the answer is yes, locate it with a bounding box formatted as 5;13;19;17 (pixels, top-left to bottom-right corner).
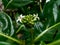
0;12;14;36
0;41;11;45
56;0;60;5
2;0;33;9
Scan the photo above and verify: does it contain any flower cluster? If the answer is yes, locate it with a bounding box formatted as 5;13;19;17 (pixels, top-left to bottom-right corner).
17;14;40;27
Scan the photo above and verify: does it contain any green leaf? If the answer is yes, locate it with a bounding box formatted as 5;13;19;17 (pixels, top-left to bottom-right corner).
0;12;14;36
56;0;60;5
34;22;60;42
0;33;23;45
47;40;60;45
42;0;60;29
34;22;43;33
2;0;33;9
53;3;58;22
0;41;11;45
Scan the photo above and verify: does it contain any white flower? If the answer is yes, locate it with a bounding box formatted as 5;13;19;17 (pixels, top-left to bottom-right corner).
33;14;40;21
17;14;40;24
46;0;50;3
33;14;38;17
17;14;25;23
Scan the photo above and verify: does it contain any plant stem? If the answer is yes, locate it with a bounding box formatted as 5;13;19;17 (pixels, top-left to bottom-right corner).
39;0;43;13
40;3;43;13
30;28;34;45
0;33;23;45
16;25;24;33
34;22;60;42
47;39;60;45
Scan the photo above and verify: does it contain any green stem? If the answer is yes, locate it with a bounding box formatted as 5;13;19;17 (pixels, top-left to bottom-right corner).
30;29;34;45
39;0;43;13
5;0;13;10
0;33;22;45
47;39;60;45
16;25;24;33
40;3;43;13
31;31;33;42
34;22;60;42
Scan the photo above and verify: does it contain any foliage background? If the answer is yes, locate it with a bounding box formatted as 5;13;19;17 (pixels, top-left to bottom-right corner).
0;0;60;45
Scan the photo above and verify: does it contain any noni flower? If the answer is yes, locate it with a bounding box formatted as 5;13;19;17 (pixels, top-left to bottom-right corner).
17;14;40;27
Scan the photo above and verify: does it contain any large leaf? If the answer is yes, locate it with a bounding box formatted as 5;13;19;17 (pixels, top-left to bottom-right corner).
42;0;60;29
2;0;33;9
34;22;60;43
0;12;14;36
56;0;60;5
0;41;11;45
39;0;60;43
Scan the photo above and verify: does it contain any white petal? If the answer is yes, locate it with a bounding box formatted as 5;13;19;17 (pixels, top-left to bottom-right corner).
46;0;50;3
33;14;36;16
20;14;25;18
